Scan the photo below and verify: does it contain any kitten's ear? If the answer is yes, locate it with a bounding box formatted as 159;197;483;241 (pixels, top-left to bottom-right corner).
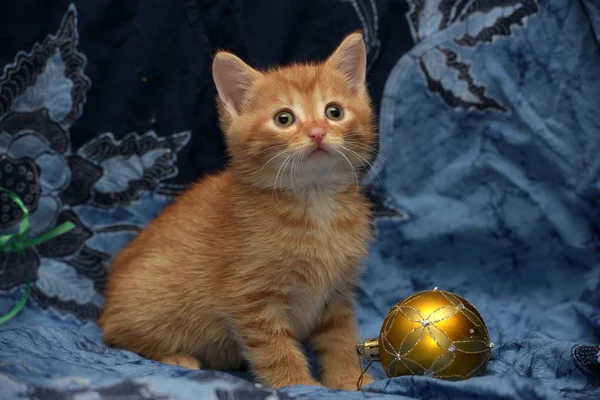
212;52;262;115
326;32;367;94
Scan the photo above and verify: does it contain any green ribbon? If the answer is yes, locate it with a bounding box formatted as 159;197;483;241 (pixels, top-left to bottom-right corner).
0;188;75;325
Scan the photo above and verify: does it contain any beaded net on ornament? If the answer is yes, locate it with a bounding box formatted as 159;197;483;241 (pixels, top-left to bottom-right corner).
380;288;493;379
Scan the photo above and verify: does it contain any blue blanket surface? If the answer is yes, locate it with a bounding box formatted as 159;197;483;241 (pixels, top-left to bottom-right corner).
1;1;599;399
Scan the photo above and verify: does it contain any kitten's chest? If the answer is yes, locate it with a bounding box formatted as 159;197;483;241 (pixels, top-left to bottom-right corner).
284;282;330;340
245;192;371;338
276;197;370;286
288;214;370;274
277;222;368;339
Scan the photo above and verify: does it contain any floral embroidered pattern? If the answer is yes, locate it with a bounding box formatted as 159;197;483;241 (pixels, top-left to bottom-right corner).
572;345;600;378
0;5;190;320
340;0;381;70
406;0;540;112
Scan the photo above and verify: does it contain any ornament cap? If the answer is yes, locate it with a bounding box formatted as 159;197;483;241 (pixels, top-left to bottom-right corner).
357;337;381;362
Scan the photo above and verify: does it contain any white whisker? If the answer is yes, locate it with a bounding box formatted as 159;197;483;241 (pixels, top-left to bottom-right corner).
291;153;302;195
260;149;290;177
341;139;384;159
273;152;295;202
288;153;298;196
340;145;383;191
336;149;359;193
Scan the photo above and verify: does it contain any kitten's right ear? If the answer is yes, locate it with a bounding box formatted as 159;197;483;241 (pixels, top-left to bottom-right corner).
212;52;261;115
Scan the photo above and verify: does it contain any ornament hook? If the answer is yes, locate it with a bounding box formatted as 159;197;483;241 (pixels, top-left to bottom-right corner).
355;338;380;391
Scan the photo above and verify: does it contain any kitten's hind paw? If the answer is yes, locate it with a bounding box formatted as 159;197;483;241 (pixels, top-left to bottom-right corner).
158;353;202;370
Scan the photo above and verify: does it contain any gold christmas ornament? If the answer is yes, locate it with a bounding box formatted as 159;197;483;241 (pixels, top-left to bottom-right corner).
357;288;493;381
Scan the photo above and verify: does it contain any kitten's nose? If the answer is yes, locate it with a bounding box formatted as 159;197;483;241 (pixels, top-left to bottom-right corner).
308;127;326;146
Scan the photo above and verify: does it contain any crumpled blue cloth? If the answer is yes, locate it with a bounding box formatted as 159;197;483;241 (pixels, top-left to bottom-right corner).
0;1;599;399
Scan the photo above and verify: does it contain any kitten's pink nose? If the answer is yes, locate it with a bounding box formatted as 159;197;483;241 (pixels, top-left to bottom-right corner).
308;127;326;146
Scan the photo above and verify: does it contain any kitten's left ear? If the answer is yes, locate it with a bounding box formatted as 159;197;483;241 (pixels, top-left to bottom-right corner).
326;32;367;94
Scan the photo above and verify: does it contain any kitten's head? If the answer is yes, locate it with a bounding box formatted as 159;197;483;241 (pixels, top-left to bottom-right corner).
212;32;374;192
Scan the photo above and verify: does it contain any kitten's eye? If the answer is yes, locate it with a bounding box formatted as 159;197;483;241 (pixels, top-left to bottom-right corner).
274;111;295;127
325;104;344;121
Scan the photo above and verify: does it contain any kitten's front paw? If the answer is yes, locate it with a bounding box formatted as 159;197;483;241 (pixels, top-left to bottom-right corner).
296;379;322;387
158;353;201;370
325;372;374;391
273;378;321;389
357;372;375;387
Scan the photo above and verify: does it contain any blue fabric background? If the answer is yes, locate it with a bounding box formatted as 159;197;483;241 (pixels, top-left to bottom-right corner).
0;1;599;399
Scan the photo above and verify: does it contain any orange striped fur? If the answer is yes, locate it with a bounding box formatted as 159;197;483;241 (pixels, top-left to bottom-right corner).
99;32;375;390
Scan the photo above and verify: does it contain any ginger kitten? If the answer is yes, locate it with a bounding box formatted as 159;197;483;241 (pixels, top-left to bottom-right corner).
99;32;375;390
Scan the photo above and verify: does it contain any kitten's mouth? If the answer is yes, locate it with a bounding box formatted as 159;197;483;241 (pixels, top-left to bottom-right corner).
309;146;330;157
